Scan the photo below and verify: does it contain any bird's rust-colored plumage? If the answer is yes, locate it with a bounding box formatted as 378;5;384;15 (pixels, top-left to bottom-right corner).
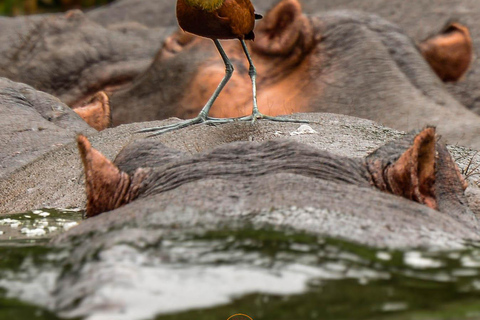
177;0;257;40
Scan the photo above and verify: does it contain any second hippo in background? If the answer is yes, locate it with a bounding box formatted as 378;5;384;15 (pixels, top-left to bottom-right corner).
110;0;480;149
0;10;173;108
0;77;97;178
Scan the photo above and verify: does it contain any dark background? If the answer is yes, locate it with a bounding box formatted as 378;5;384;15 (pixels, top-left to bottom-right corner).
0;0;115;16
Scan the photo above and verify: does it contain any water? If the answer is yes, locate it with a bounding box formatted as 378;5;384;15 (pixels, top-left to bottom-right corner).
0;211;480;320
0;208;82;320
0;208;82;245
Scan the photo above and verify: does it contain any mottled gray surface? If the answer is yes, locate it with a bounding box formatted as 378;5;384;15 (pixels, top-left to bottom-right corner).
57;177;480;250
87;0;178;28
48;112;479;251
109;7;480;149
0;77;94;179
1;112;479;319
2;111;478;250
0;10;172;106
0;113;399;215
305;10;480;149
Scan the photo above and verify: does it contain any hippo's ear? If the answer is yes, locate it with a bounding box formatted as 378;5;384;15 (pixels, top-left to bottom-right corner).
73;92;111;131
385;128;437;209
419;22;473;82
252;0;313;56
77;135;131;218
160;29;196;59
367;128;437;209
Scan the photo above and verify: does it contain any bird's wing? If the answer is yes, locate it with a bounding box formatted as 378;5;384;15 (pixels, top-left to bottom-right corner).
214;10;230;21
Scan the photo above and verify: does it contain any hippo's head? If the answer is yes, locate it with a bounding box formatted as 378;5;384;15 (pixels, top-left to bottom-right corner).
110;0;473;128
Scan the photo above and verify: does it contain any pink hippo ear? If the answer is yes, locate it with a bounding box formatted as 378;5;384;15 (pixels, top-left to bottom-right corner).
73;92;112;131
252;0;314;56
385;128;437;209
159;29;197;59
419;22;473;82
77;135;131;218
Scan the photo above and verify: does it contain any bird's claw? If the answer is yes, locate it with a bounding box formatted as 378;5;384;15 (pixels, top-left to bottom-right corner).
136;116;238;136
136;113;308;137
239;112;309;124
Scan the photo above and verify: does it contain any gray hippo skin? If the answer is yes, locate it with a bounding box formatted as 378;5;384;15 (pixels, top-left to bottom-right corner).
2;0;479;149
71;117;479;247
109;0;480;150
0;77;95;179
1;112;479;318
45;117;480;318
0;10;173;107
87;0;480;113
280;0;480;115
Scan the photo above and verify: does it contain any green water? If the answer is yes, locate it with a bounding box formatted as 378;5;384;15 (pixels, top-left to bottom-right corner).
152;231;480;320
0;208;83;245
0;211;480;320
0;208;82;320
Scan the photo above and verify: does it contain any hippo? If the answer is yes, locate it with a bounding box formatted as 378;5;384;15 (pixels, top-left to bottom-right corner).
281;0;480;114
77;123;478;228
0;77;96;178
107;0;480;150
1;0;478;149
86;0;480;113
74;117;479;237
2;111;480;319
0;10;172;108
42;118;479;318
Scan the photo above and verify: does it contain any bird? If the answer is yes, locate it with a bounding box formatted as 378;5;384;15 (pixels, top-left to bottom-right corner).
139;0;306;136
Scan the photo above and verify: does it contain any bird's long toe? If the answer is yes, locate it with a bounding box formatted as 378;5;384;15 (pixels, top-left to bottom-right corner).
239;112;310;124
136;116;241;136
136;117;202;136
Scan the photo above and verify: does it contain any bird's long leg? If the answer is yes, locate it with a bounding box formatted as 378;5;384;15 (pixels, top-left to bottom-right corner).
238;39;308;124
197;39;235;119
137;39;237;136
240;39;259;116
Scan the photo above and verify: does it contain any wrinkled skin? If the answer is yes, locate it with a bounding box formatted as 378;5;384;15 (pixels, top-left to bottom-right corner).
47;123;480;318
288;0;480;115
3;112;480;318
0;77;94;178
1;0;479;120
110;0;480;150
78;126;477;234
0;10;172;107
1;113;395;215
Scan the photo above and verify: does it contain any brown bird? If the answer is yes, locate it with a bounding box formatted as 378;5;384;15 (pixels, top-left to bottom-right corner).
140;0;306;135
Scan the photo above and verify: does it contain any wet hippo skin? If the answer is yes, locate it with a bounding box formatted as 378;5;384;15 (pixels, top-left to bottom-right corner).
2;112;479;319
